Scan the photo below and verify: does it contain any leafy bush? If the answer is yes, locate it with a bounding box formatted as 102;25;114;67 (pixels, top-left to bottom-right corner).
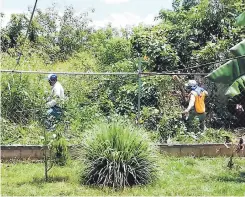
80;119;157;188
131;28;179;72
1;118;45;145
139;76;187;141
1;74;46;124
172;127;234;144
99;37;131;66
50;129;69;166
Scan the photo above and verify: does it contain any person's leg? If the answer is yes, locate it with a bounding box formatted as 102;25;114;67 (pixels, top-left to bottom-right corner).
197;113;206;131
186;111;195;132
45;108;55;129
45;106;63;131
52;106;62;120
47;108;53;116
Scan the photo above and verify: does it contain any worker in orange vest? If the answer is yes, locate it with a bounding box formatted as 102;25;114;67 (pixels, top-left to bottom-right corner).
183;80;208;131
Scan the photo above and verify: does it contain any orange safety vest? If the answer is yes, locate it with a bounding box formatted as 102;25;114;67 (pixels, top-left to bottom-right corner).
191;91;206;114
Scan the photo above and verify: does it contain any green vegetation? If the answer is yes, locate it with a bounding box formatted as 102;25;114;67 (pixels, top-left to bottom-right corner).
2;157;245;196
1;1;244;195
1;0;245;144
80;120;157;188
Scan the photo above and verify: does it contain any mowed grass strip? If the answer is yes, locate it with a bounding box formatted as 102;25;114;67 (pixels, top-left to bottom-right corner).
1;157;245;196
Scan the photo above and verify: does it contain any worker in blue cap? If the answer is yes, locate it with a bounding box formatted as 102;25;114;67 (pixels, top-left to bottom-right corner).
45;74;65;129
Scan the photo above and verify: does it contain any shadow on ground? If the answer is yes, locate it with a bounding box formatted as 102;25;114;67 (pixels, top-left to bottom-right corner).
16;176;70;187
32;176;69;183
217;172;245;183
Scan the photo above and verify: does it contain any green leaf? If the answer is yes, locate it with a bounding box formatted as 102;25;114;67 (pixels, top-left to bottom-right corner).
230;40;245;56
236;12;245;26
207;40;245;84
206;59;243;84
225;75;245;97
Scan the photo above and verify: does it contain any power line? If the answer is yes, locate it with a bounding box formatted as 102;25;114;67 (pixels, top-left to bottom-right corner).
141;72;208;76
0;70;138;75
0;69;209;76
16;0;38;65
172;54;245;73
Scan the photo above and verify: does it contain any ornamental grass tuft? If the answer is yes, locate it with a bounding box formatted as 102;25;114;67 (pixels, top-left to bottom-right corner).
80;119;157;188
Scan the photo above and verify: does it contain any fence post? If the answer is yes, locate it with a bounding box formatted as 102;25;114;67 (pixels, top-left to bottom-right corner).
137;58;142;125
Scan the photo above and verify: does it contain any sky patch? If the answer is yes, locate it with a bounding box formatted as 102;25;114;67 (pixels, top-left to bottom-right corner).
102;0;130;4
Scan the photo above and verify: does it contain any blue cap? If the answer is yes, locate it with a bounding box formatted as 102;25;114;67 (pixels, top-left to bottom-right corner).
47;74;57;81
185;80;197;88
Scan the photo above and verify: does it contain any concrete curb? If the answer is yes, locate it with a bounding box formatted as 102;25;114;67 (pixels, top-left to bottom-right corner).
158;143;244;157
1;143;244;160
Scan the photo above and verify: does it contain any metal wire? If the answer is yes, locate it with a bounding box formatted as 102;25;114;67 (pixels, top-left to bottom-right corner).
172;54;245;73
16;0;38;66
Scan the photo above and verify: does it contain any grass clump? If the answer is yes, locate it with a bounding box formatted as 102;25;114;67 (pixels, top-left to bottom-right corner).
80;119;157;188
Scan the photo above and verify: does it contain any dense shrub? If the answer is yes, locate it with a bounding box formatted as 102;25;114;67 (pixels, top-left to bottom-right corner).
1;74;46;124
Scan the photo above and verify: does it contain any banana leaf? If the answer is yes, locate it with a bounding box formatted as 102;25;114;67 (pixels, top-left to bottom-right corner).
230;40;245;56
225;75;245;97
236;12;245;26
207;40;245;84
206;59;245;84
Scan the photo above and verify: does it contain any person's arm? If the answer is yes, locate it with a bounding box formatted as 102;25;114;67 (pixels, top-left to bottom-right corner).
184;94;195;113
46;86;59;108
47;96;58;107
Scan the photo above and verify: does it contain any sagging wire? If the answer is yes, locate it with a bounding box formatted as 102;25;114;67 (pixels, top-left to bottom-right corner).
139;54;245;78
171;54;245;73
15;0;38;67
9;0;38;90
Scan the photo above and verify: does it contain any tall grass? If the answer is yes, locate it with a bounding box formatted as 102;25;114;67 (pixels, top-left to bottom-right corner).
80;119;157;188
